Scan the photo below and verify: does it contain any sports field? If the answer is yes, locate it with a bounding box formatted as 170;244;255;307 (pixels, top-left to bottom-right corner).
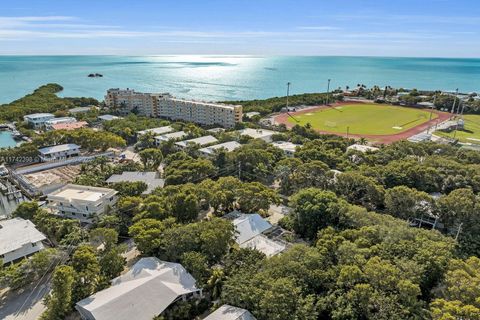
434;114;480;143
286;103;438;135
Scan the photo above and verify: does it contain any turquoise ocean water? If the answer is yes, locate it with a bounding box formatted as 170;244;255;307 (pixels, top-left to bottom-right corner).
0;55;479;104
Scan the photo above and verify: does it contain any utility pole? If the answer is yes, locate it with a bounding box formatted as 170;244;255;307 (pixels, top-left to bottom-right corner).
427;95;436;134
238;161;241;180
451;88;459;114
326;79;331;105
455;223;463;241
286;82;291;111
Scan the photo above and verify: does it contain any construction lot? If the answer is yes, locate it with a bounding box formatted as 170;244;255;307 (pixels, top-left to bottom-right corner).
23;165;81;193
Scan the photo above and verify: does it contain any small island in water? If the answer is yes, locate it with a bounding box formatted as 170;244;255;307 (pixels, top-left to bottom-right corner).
87;73;103;78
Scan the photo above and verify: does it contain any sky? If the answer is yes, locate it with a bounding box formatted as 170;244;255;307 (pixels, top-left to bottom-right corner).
0;0;479;57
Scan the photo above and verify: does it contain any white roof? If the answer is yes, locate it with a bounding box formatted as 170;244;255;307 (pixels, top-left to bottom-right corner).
45;117;77;124
240;234;286;257
76;257;200;320
245;112;260;118
38;143;80;155
47;184;117;203
207;128;225;133
137;126;174;136
204;305;256;320
24;113;54;119
0;218;46;256
69;106;93;113
98;114;122;121
271;141;301;153
155;131;187;141
408;133;432;143
239;128;277;140
232;213;272;245
168;97;238;110
106;171;164;194
347;144;379;153
199;141;241;155
175;135;218;148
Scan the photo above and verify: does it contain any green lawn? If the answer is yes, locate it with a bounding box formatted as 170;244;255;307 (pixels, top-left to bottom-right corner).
434;114;480;143
287;104;437;135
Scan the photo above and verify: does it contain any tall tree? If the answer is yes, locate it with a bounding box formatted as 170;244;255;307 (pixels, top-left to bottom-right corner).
41;265;75;320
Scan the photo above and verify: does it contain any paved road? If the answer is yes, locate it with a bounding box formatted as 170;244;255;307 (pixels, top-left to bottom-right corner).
0;280;49;320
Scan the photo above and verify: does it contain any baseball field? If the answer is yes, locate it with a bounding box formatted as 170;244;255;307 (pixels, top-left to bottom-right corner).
286;103;437;135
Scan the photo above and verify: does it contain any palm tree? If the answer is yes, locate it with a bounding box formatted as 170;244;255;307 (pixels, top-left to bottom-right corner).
358;137;368;145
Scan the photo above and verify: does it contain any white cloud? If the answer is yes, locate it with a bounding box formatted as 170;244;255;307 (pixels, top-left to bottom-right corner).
296;26;340;31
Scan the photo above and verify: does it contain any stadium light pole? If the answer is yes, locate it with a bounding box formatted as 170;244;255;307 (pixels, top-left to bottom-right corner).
427;95;436;134
451;88;458;114
326;79;331;105
286;82;291;110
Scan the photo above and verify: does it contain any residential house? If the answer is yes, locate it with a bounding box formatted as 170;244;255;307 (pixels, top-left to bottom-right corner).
227;212;286;257
199;141;241;157
76;257;202;320
271;141;301;157
154;131;188;146
38;143;81;162
23;113;55;129
46;184;118;223
45;117;78;130
50;121;88;131
137;126;174;137
106;171;164;194
238;128;278;142
175;135;218;149
0;218;46;263
203;305;256;320
346;144;380;153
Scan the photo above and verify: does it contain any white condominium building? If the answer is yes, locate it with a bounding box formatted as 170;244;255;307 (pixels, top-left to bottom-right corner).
105;88;170;117
156;97;242;128
47;184;118;223
105;89;242;128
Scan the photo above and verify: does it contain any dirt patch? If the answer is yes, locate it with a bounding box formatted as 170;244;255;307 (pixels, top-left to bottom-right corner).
24;165;82;188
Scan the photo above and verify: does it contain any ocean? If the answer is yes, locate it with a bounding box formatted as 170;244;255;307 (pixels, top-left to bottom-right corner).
0;55;479;104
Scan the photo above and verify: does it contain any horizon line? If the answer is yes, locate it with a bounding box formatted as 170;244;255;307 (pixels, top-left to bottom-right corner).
0;53;479;59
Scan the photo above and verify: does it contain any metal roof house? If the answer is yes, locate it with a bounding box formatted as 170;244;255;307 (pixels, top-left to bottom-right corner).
23;113;55;129
106;171;164;194
271;141;301;157
98;115;122;121
238;128;278;142
38;143;81;162
175;135;218;149
346;144;380;153
231;213;273;245
227;212;286;257
204;305;257;320
76;257;202;320
0;218;46;263
154;131;188;145
199;141;241;156
137;126;175;136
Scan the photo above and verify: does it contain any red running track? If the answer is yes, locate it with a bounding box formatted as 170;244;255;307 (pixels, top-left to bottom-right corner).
273;102;452;144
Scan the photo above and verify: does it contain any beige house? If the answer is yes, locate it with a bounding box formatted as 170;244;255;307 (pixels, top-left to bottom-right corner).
46;184;118;223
